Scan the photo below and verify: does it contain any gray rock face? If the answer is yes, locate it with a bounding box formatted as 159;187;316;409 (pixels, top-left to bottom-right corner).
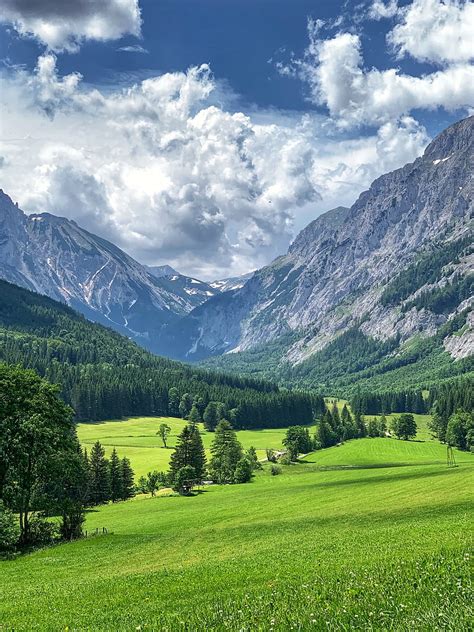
0;193;219;351
162;116;473;362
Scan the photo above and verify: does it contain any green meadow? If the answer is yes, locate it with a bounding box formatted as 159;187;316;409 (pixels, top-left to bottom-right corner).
1;432;473;631
77;416;299;477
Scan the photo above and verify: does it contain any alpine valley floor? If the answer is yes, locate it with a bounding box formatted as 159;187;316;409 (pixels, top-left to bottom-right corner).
1;430;473;631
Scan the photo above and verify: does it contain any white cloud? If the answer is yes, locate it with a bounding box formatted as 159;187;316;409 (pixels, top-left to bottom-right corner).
117;44;149;54
369;0;399;20
294;28;474;128
388;0;474;65
0;55;430;278
0;0;141;52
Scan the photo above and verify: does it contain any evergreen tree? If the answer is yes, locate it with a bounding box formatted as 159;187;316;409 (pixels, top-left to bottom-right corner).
179;393;193;419
88;441;110;505
168;387;180;417
234;457;253;483
169;424;207;483
203;401;220;431
109;448;122;502
188;404;202;424
246;446;262;470
391;414;417;440
120;457;135;500
208;420;243;484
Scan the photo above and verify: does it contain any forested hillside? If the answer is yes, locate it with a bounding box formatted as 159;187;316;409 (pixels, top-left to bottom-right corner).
0;280;319;427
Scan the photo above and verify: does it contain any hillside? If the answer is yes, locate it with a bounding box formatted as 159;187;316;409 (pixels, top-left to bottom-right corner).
0;279;316;427
0;191;226;353
158;117;473;390
2;436;472;630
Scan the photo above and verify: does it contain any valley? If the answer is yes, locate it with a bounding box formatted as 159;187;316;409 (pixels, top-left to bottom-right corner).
2;430;473;630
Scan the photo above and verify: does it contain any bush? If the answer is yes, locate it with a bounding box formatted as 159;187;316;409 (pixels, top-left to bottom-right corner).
270;464;282;476
27;514;58;547
0;501;20;555
279;453;293;465
233;457;253;484
174;465;197;495
266;448;277;463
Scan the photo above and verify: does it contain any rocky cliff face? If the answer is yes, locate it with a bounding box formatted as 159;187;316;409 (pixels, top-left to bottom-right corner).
0;193;218;351
160;116;473;363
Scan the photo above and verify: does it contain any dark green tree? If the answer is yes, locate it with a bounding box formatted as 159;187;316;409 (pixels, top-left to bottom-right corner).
203;401;220;431
208;420;243;484
0;500;20;554
179;393;193;419
109;448;122;502
120;457;135;500
391;414;417;440
173;465;197;495
168;387;180;417
0;364;76;544
88;441;110;505
233;457;253;483
188;404;202;425
169;424;206;483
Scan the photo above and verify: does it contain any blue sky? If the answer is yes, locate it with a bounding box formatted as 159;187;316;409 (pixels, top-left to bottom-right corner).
0;0;473;277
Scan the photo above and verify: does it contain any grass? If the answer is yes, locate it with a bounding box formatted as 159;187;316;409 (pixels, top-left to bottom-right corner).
1;434;473;631
77;416;300;477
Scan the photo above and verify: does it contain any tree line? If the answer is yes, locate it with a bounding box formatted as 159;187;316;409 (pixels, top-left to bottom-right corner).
350;389;427;416
428;376;474;450
0;279;320;428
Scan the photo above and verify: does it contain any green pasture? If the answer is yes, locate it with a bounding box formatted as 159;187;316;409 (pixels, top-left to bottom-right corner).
77;416;301;477
1;435;473;630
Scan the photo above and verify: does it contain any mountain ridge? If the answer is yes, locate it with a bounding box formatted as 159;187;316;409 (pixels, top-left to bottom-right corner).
157;116;473;377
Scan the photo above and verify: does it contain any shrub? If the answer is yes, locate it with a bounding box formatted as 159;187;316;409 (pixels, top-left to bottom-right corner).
27;514;58;547
0;501;20;555
270;464;282;476
233;457;253;484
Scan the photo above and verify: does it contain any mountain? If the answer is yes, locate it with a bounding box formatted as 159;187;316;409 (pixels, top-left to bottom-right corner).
0;192;224;352
0;277;317;426
158;117;473;391
145;264;179;278
209;272;255;293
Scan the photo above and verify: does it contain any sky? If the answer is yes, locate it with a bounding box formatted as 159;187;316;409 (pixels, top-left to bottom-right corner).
0;0;473;279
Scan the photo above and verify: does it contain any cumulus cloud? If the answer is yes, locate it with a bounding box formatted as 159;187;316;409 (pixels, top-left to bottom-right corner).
388;0;474;64
293;25;474;128
0;55;430;278
1;0;141;52
369;0;399;20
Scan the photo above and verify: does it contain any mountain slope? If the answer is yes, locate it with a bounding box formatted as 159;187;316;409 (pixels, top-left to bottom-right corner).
159;117;473;386
0;192;225;352
0;278;317;426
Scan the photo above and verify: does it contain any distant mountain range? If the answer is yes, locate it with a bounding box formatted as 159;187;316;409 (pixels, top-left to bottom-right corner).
0;116;472;391
0;192;249;353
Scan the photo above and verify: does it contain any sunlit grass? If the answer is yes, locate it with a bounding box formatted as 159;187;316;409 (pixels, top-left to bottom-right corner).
1;435;472;630
77;416;305;477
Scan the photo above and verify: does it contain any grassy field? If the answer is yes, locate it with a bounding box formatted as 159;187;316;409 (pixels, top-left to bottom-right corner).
77;412;433;478
1;435;473;630
78;416;300;478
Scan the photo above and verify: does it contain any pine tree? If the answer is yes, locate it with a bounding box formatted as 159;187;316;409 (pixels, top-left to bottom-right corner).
120;457;135;500
109;448;122;502
188;404;202;424
168;387;180;417
179;393;193;419
169;424;207;483
208;420;243;484
88;441;110;505
203;401;220;431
